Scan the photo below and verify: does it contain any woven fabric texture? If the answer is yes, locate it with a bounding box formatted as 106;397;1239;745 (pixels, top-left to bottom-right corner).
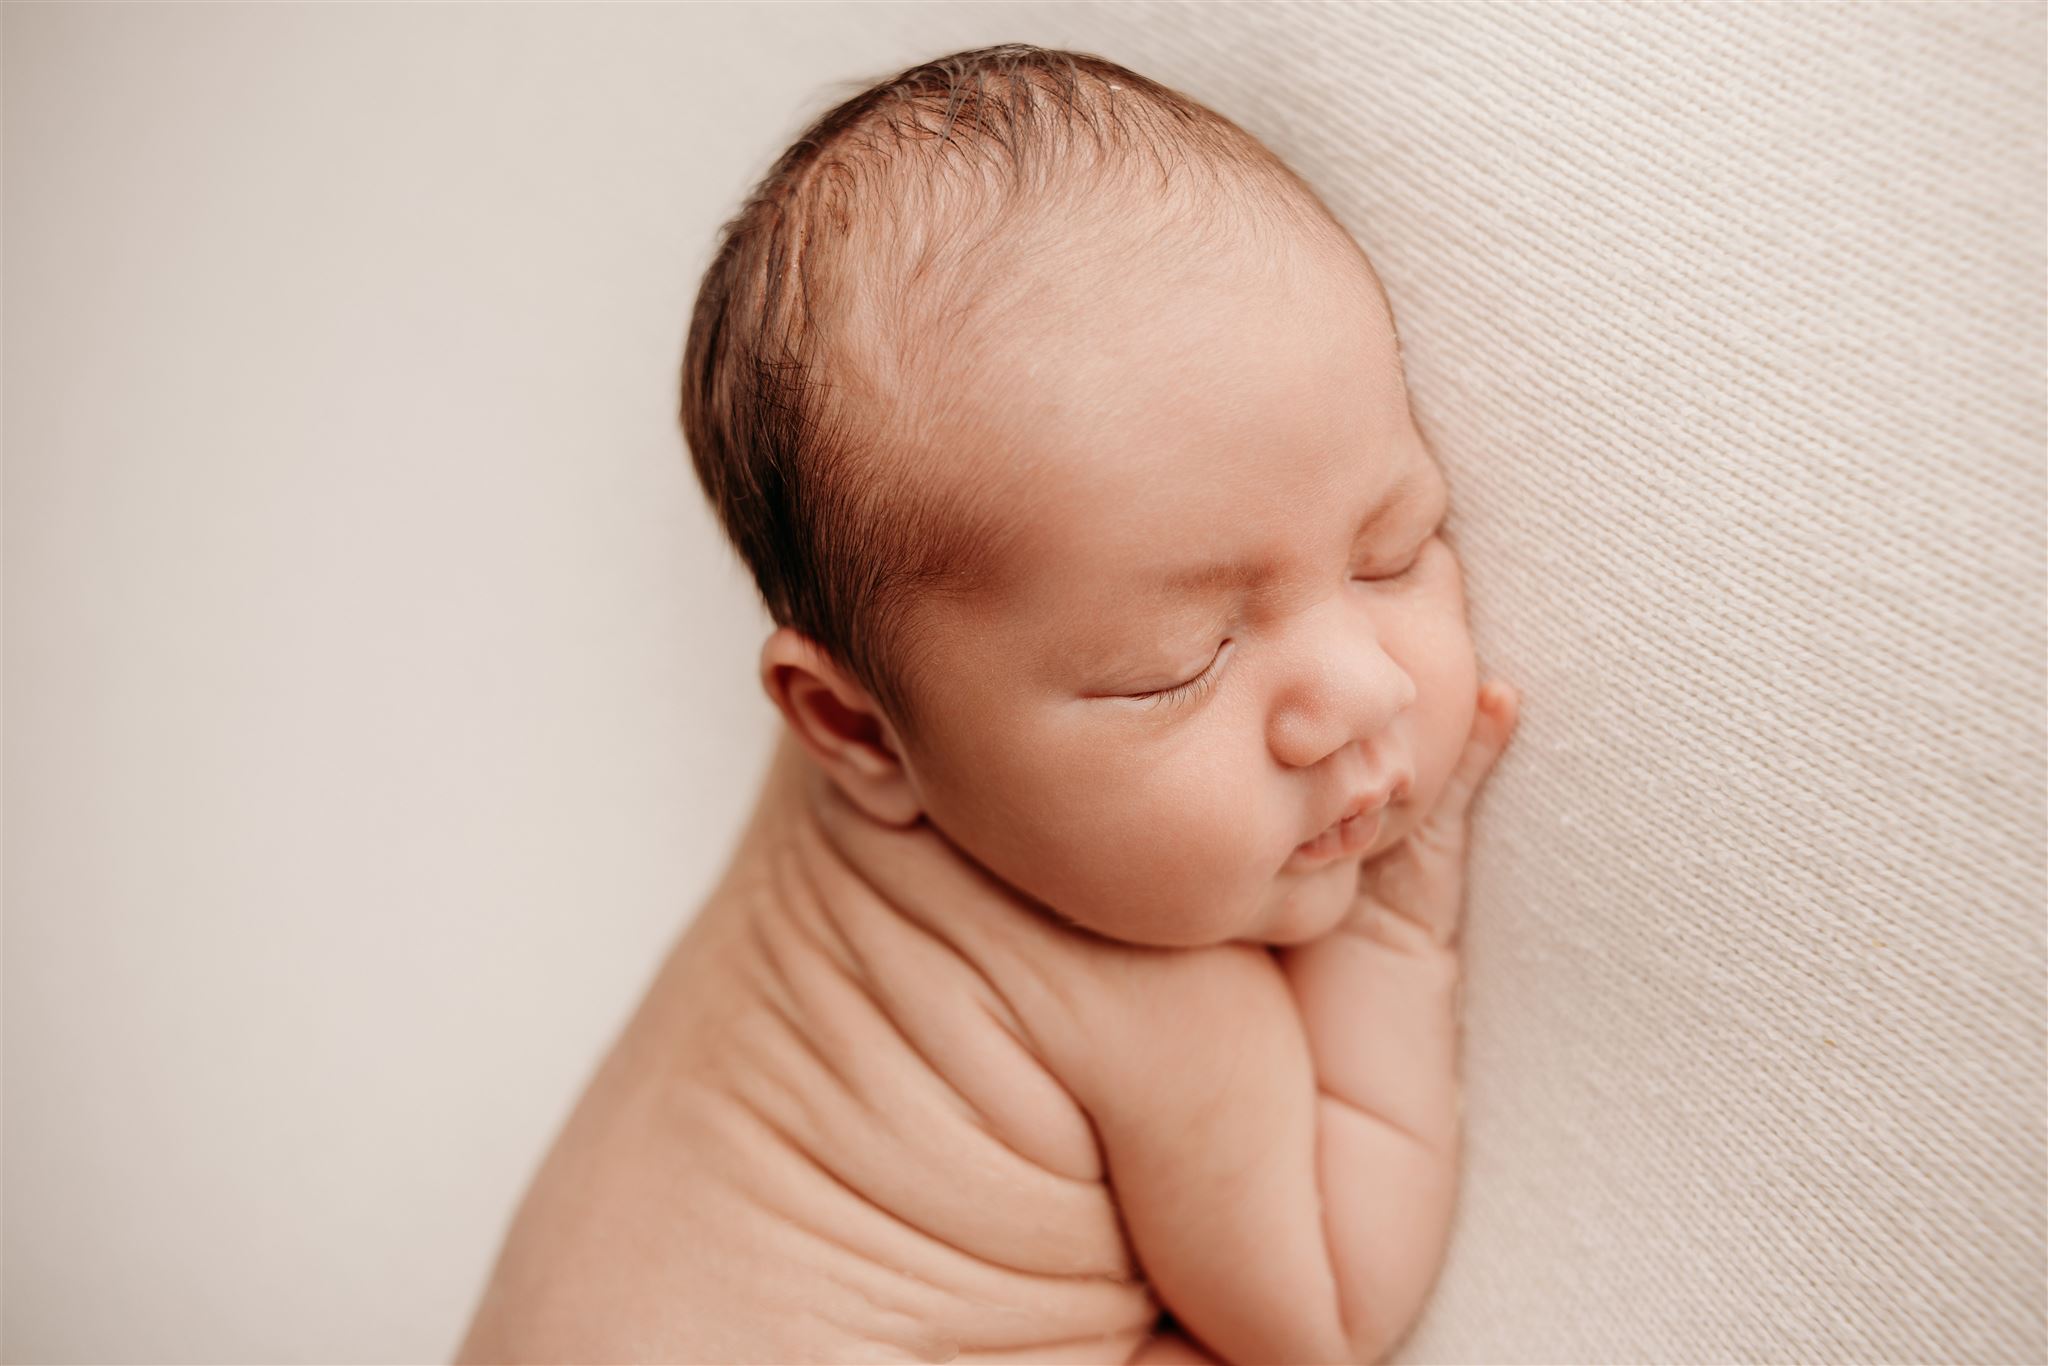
882;1;2047;1359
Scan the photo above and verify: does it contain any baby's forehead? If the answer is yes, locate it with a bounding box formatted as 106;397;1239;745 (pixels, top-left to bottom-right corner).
913;241;1394;481
854;207;1408;615
909;405;1421;645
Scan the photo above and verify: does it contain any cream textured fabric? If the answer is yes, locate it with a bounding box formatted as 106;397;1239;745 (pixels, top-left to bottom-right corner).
878;1;2047;1360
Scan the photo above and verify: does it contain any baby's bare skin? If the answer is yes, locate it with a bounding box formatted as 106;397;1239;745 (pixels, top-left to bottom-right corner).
457;731;1169;1364
457;678;1518;1364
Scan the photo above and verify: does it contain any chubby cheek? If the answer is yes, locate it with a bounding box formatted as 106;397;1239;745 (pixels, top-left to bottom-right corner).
938;723;1272;946
1040;739;1277;944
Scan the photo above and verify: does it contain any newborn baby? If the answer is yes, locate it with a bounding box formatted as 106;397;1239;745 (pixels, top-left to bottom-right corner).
457;43;1520;1366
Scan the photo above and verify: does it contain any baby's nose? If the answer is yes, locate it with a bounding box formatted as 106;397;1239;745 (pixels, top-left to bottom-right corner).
1265;617;1413;769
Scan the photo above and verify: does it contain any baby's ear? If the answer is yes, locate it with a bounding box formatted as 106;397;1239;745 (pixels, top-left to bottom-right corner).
758;627;922;828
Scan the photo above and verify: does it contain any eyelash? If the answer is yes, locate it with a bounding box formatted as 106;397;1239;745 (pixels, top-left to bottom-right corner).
1141;639;1232;710
1136;536;1435;711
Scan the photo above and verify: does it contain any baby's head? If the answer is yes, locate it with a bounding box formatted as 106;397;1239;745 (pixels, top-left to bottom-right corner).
682;45;1479;948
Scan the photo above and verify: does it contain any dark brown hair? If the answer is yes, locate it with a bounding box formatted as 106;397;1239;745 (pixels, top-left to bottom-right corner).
679;43;1346;739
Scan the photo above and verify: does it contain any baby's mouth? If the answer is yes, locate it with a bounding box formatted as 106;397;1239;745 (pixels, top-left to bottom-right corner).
1289;805;1385;865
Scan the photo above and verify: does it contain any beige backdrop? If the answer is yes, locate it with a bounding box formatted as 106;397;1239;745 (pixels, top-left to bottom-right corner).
6;3;2043;1363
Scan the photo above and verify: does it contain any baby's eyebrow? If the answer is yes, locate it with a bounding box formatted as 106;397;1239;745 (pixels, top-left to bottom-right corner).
1160;555;1285;594
1154;466;1432;595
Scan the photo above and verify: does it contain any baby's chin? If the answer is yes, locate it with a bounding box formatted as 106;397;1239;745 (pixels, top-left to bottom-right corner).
1243;858;1363;946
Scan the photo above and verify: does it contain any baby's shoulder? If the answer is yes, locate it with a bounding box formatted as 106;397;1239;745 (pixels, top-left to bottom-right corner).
806;809;1278;1040
786;788;1298;1153
840;868;1294;1140
1020;933;1301;1109
780;859;1113;1183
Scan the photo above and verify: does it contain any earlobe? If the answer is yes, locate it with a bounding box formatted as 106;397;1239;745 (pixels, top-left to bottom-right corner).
758;627;924;828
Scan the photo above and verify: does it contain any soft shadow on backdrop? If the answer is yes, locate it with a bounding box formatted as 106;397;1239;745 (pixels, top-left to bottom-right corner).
6;3;2042;1363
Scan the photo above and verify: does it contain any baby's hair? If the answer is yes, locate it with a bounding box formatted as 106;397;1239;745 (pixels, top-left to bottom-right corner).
680;43;1350;740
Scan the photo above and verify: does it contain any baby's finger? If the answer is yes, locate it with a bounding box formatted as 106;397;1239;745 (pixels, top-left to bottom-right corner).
1352;682;1520;926
1433;682;1520;822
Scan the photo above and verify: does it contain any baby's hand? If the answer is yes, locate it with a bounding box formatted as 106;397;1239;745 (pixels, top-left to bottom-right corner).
1259;681;1520;1363
1342;680;1521;953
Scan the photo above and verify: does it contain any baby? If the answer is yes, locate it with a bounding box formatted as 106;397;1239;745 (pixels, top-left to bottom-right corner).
457;43;1520;1366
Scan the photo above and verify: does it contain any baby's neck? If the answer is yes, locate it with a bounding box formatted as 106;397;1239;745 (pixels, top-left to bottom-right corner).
722;728;927;925
725;728;1070;953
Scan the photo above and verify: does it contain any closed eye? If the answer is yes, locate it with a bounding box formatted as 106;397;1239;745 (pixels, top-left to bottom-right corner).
1353;529;1441;583
1351;552;1421;583
1131;638;1232;710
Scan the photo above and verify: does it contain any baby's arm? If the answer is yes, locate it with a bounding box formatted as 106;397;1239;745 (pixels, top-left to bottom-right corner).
1062;682;1520;1364
1271;681;1521;1358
